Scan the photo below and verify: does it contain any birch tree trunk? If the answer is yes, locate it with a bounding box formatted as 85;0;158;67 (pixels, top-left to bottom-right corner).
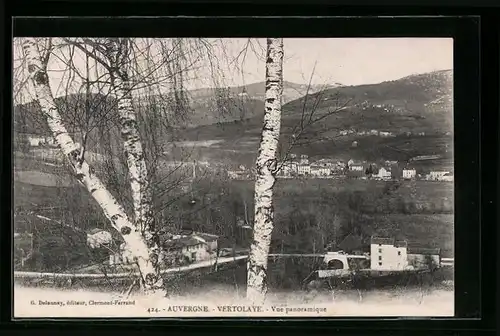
22;38;164;294
106;39;151;231
106;38;160;260
246;38;284;304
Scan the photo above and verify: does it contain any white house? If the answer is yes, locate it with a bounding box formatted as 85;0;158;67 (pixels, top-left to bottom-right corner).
429;171;450;180
27;135;56;147
228;170;249;180
87;228;113;249
402;168;417;180
299;155;309;165
370;236;409;271
297;163;311;176
316;159;336;168
350;164;364;172
109;232;219;266
310;164;330;177
374;167;392;180
407;247;441;270
347;159;365;172
279;161;298;177
192;232;219;253
28;136;45;147
438;172;454;182
161;233;218;264
228;171;241;179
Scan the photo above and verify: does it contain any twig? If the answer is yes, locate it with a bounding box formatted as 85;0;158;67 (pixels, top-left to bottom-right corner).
125;278;138;299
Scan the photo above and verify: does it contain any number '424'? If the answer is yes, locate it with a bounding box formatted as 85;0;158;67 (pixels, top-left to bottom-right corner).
147;308;161;313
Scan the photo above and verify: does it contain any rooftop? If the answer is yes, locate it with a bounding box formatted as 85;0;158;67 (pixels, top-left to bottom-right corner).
370;236;395;245
158;231;219;250
394;240;408;248
162;237;204;250
88;228;107;235
407;247;441;255
194;232;218;242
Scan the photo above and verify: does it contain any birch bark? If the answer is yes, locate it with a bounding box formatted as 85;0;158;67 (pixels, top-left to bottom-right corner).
107;39;153;233
22;38;164;294
106;39;163;291
246;38;284;304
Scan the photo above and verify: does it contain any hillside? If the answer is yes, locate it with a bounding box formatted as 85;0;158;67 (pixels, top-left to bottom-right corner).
13;70;453;169
155;80;337;126
283;69;453;131
187;80;340;104
176;70;453;168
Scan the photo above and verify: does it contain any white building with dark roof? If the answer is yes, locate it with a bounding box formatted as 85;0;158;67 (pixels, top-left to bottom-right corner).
374;167;392;180
429;170;451;180
370;236;409;271
402;168;417;180
369;236;442;271
310;164;330;177
407;247;441;269
109;231;219;266
86;228;113;249
297;163;311;176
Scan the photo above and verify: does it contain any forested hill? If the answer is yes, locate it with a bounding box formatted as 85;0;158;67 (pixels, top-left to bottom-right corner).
14;70;453;169
177;70;453;169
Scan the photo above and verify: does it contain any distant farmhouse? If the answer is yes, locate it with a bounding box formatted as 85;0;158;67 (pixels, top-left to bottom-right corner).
370;236;441;271
27;135;57;147
402;168;417;180
325;234;442;271
373;167;392;180
347;159;365;172
310;164;330;177
87;228;113;249
109;232;219;267
428;170;454;181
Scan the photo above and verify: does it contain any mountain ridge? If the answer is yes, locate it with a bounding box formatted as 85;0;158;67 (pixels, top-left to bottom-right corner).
14;69;453;169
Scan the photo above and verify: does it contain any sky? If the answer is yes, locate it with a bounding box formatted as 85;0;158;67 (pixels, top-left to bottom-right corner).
13;38;453;102
260;38;452;86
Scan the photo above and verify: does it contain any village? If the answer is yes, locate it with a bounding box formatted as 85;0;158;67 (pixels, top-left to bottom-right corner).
16;133;453;184
228;154;454;182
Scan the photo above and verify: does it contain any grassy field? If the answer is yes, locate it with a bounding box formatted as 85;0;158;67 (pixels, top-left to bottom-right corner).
14;155;454;273
223;179;454;257
229;179;453;206
14;170;72;188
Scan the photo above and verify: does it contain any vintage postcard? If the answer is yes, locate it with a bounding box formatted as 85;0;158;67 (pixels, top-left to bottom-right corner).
13;36;454;318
